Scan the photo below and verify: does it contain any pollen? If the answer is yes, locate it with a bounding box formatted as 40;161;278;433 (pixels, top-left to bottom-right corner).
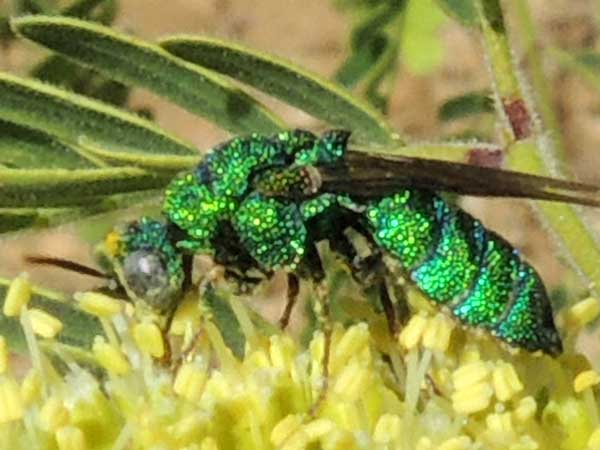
75;291;122;318
173;361;207;401
331;322;369;372
303;418;335;440
566;297;600;329
452;360;490;390
485;411;514;433
451;361;493;414
399;314;428;349
422;313;454;352
574;370;600;393
588;426;600;450
0;336;7;374
40;396;70;432
332;361;371;401
20;369;41;406
0;377;23;423
513;396;537;423
492;361;523;402
133;322;165;358
269;334;296;371
55;425;87;450
438;436;472;450
271;414;303;447
104;230;122;256
200;436;219;450
28;308;63;338
451;381;494;414
372;414;402;444
92;336;130;375
3;275;31;317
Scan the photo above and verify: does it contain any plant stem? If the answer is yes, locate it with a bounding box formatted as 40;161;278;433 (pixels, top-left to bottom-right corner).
475;0;600;297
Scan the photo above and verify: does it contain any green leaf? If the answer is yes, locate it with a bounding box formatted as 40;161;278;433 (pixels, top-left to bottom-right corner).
31;54;94;88
62;0;111;18
0;15;13;44
0;278;104;353
12;16;285;135
0;71;197;161
438;91;494;121
0;191;162;235
0;210;39;233
335;33;389;89
436;0;477;25
550;48;600;94
401;0;447;75
14;0;50;15
160;36;399;146
32;55;132;108
0;167;173;207
0;119;97;168
203;287;246;359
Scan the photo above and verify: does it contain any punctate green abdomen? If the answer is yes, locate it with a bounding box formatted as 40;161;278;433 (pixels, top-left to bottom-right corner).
365;189;562;355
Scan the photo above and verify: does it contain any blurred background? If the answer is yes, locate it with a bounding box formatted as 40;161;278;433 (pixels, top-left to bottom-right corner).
1;0;600;353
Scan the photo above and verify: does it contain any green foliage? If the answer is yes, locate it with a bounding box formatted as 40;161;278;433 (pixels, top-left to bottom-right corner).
161;36;396;145
438;91;494;122
401;0;447;75
436;0;477;25
333;0;405;110
13;16;284;136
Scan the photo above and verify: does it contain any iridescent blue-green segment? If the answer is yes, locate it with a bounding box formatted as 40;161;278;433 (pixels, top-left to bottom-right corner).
106;217;183;313
233;193;306;269
365;189;562;354
162;129;349;256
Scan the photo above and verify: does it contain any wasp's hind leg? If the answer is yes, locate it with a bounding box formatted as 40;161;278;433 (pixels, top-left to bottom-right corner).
356;254;410;337
279;272;300;330
330;230;409;339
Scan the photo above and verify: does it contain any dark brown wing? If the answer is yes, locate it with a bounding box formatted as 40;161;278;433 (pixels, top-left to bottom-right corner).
316;150;600;207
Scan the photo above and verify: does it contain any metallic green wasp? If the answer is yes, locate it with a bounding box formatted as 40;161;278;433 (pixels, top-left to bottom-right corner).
35;129;600;356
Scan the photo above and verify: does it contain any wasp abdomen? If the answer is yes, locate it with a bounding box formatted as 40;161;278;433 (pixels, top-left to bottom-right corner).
366;189;561;354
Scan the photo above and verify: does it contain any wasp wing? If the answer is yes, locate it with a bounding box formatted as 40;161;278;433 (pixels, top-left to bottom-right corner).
315;150;600;207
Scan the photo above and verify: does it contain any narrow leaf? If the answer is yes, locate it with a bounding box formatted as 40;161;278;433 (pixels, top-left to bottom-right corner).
335;34;389;89
62;0;110;18
0;278;104;352
203;287;246;359
31;54;94;89
0;167;173;207
0;210;39;233
401;0;447;75
0;71;197;160
0;190;162;235
436;0;477;25
0;119;96;168
12;16;285;135
550;48;600;94
160;36;399;145
438;91;494;121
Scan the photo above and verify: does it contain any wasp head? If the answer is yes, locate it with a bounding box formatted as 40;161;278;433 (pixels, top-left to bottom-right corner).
99;217;185;315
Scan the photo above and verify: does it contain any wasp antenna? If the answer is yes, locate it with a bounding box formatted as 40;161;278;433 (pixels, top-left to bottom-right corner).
24;255;110;279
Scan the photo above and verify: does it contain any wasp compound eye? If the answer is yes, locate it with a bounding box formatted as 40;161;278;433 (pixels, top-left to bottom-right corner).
122;249;180;313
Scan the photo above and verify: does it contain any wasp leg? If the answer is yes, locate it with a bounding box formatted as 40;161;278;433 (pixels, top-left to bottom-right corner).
329;230;407;338
279;272;300;329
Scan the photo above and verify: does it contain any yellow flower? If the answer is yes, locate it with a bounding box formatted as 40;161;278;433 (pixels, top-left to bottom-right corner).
1;279;599;450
